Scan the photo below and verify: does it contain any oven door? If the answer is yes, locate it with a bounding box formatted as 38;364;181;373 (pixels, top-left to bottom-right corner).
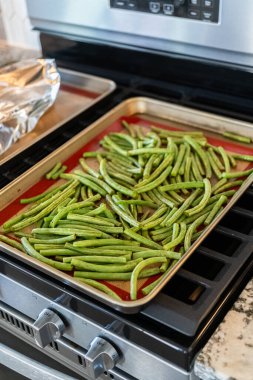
0;328;83;380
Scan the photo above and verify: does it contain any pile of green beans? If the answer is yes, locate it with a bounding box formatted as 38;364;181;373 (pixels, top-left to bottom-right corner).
1;120;253;301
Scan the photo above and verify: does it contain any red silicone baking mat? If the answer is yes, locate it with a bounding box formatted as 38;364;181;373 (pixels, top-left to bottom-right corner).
1;114;253;301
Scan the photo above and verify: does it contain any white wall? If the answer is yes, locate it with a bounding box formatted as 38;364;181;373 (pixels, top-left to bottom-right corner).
0;0;40;50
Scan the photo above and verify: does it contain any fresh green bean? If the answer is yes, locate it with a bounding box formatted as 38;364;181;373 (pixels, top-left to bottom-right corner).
184;213;208;251
20;182;70;205
171;144;186;176
213;180;243;194
159;181;204;192
163;189;202;226
67;213;114;226
163;223;187;250
74;267;161;281
66;255;127;264
171;223;180;240
71;258;142;272
184;136;212;178
204;195;227;225
76;278;122;300
208;148;224;170
141;212;170;231
184;156;192;182
183;203;214;225
112;132;138;148
50;197;100;228
141;204;167;225
39;248;76;256
207;151;222;179
179;144;190;176
73;238;140;248
160;259;170;273
228;153;237;168
132;250;181;260
13;232;32;238
106;195;140;228
128;148;170;156
32;227;106;238
79;158;101;178
75;171;114;195
34;245;64;251
160;207;178;228
0;234;24;251
147;190;162;205
4;185;78;232
64;222;123;234
137;141;145;167
143;154;157;179
21;237;73;271
135;154;173;188
130;257;167;300
64;244;135;255
100;159;137;198
230;153;253;162
151;125;203;137
152;188;175;208
135;165;172;193
194;153;205;175
121;120;136;137
184;179;211;216
151;225;173;236
107;170;137;186
190;155;202;182
61;173;107;196
218;146;230;173
103;135;129;156
51;165;67;180
211;178;227;194
223;131;251;144
118;200;158;209
124;228;162;249
29;235;76;244
221;168;253;179
46;162;62;179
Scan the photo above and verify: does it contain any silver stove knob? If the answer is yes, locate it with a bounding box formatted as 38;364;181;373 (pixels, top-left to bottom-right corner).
33;308;65;348
85;337;120;379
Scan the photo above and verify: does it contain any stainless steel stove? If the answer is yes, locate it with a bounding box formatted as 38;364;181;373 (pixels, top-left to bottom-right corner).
1;1;253;379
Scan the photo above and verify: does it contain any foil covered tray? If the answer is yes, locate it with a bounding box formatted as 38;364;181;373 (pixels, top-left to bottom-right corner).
0;66;116;164
0;97;253;313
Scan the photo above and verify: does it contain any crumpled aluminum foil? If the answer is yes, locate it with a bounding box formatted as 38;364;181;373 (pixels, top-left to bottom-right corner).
0;59;60;155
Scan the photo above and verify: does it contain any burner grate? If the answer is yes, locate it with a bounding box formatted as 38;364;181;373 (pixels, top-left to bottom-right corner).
140;187;253;336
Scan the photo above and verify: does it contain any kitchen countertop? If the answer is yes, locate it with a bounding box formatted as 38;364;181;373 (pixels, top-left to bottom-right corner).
195;278;253;380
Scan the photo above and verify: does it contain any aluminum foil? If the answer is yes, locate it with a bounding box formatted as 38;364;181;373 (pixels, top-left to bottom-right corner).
0;59;60;155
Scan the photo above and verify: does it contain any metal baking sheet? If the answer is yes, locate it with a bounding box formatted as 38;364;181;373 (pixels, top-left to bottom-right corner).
0;67;116;164
1;97;253;313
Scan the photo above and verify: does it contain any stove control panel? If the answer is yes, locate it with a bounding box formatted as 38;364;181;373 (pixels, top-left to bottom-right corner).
110;0;220;23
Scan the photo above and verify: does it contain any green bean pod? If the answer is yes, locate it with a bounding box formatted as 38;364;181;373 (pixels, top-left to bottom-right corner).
130;257;167;300
204;195;227;225
184;179;211;217
21;237;73;271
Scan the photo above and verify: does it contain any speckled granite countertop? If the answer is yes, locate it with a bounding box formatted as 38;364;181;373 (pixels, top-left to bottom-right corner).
195;278;253;380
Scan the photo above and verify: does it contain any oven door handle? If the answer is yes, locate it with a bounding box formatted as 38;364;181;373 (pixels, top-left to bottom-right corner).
0;342;78;380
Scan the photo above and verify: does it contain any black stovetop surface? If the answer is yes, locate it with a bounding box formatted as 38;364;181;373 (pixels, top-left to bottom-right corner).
1;32;253;371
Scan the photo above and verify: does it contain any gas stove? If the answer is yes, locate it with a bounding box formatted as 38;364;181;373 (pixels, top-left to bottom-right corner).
1;1;253;379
